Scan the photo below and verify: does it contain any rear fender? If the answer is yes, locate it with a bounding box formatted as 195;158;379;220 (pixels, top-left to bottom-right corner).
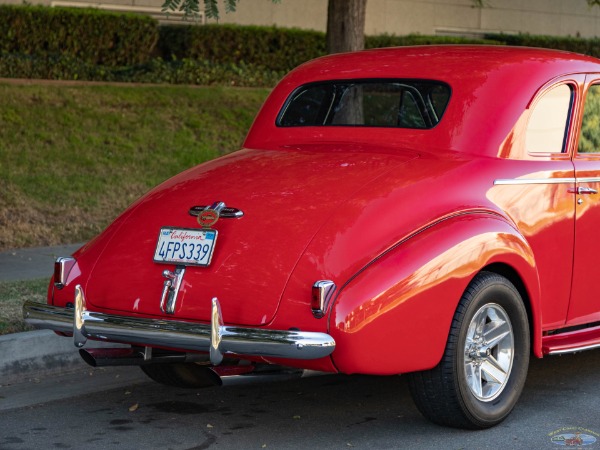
328;212;540;375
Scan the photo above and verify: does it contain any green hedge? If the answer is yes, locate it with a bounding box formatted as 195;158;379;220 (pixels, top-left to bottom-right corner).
158;24;327;71
365;33;501;48
0;52;285;87
6;4;600;86
157;26;501;71
0;5;158;66
485;33;600;59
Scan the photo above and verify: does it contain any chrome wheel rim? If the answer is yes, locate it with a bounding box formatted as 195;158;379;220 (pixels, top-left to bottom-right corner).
463;303;514;401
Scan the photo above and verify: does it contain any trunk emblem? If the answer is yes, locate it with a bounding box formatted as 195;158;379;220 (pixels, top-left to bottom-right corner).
189;203;244;225
194;201;227;229
197;209;220;228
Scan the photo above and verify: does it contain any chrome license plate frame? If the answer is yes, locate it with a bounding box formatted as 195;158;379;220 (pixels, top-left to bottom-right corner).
153;227;218;267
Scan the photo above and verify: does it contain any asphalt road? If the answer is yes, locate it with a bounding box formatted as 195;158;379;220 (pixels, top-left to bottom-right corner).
1;350;600;450
0;243;84;281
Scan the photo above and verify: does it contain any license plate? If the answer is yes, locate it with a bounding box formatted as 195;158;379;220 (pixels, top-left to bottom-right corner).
153;227;218;266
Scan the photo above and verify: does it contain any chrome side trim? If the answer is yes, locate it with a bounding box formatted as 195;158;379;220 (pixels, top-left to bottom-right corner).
495;177;600;188
577;177;600;183
547;343;600;355
494;178;576;186
23;291;335;366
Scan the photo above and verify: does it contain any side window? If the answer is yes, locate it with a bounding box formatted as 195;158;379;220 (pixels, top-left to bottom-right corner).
578;84;600;154
525;84;573;153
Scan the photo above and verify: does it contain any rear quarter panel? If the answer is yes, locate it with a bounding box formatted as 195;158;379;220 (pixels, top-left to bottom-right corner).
328;213;538;375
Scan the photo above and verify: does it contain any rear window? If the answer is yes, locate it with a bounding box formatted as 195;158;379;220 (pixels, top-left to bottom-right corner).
277;79;451;129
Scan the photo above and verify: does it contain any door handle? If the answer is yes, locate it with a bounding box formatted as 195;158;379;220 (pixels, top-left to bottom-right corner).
577;186;598;195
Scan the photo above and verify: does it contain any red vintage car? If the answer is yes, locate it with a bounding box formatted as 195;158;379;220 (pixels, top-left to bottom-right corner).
24;45;600;429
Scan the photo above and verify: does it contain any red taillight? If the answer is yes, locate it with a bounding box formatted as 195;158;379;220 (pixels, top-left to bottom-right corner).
54;257;76;289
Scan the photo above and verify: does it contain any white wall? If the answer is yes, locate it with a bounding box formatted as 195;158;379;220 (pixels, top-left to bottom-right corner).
20;0;600;38
217;0;600;38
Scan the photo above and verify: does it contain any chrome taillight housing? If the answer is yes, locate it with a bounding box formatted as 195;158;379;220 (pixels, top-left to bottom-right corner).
54;256;76;289
311;280;336;319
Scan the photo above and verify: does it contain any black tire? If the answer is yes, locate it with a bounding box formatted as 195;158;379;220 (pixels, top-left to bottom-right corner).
141;363;221;388
408;271;530;429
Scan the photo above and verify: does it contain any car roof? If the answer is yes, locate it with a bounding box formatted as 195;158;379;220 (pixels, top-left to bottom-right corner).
285;45;600;84
245;46;600;157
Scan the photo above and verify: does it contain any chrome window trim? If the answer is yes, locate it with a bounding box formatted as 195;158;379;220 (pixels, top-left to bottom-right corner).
494;177;600;186
494;178;576;186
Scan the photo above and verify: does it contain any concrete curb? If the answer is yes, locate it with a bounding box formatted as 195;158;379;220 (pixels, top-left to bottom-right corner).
0;330;128;385
0;243;92;383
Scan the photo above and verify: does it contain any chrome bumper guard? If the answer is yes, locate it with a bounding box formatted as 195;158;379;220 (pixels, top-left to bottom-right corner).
23;285;336;366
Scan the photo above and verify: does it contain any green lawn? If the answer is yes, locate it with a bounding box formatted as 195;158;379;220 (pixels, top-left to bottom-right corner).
0;278;47;334
0;82;270;251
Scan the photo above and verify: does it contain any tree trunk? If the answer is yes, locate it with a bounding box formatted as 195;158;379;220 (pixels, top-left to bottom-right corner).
326;0;367;54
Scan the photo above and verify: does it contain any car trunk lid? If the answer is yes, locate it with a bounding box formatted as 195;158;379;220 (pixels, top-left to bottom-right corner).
84;146;418;326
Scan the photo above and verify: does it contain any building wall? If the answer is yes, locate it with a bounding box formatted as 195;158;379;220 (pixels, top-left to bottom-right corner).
216;0;600;38
17;0;600;38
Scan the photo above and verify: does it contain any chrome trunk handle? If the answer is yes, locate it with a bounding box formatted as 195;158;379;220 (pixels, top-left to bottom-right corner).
160;266;186;314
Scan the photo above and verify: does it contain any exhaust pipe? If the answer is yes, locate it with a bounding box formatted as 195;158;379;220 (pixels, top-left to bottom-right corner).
79;347;209;367
79;347;326;387
80;347;224;387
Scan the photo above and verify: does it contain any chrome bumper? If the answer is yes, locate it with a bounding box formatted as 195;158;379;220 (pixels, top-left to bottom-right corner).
23;285;336;366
